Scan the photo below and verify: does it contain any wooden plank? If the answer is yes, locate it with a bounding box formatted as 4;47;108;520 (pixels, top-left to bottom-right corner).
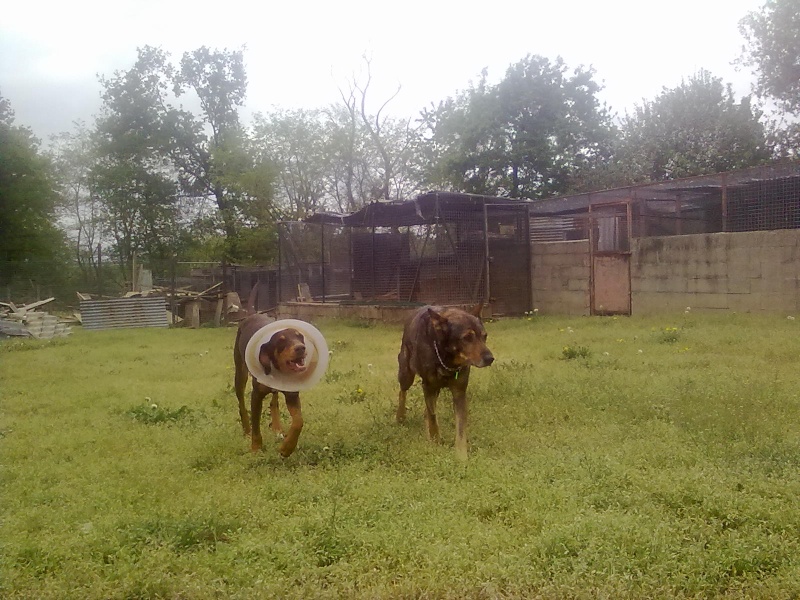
196;281;223;297
20;297;55;311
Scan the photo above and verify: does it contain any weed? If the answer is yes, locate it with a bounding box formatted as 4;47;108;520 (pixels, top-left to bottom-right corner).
336;385;367;404
124;516;238;552
561;344;591;359
325;368;356;383
657;326;681;343
125;403;193;425
495;359;535;370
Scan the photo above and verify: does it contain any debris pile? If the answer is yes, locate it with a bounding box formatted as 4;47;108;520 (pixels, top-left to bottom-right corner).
76;282;244;328
0;298;73;339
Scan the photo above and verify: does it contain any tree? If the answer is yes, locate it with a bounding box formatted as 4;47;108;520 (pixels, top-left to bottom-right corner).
94;46;277;266
252;74;423;218
50;122;105;289
739;0;800;114
251;108;330;219
420;55;616;199
739;0;800;157
94;47;183;280
0;92;69;296
171;46;279;260
327;56;423;210
614;70;771;182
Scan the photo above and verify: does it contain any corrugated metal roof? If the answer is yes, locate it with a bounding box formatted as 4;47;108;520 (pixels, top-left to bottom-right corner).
80;296;168;331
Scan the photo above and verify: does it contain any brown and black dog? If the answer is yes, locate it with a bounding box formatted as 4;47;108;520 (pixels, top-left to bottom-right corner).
396;304;494;458
233;313;308;457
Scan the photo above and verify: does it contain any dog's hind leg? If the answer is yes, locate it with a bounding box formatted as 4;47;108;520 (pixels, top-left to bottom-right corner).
421;381;441;444
269;392;284;438
233;333;251;435
278;392;303;458
250;381;270;452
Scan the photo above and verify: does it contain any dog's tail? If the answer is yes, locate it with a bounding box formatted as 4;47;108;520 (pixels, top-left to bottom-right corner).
246;283;259;315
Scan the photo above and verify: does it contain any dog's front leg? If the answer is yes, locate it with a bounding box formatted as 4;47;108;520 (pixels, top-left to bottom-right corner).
421;381;441;444
279;392;303;458
269;392;284;438
450;375;471;459
250;382;269;452
452;389;469;460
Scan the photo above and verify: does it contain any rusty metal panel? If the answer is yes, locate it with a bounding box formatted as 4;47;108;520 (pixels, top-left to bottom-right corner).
80;296;168;331
592;255;631;315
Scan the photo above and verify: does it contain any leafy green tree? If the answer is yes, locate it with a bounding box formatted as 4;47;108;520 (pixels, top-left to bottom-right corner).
171;46;279;261
93;46;277;266
420;55;616;199
94;48;182;281
251;108;329;219
739;0;800;114
0;93;69;296
614;70;771;182
739;0;800;156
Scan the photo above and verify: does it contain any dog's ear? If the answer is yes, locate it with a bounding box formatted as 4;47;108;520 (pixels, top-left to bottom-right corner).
427;307;448;333
469;301;485;319
258;334;283;375
258;343;273;375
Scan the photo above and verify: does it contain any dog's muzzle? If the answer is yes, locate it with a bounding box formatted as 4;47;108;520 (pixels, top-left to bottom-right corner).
477;350;494;368
287;345;307;372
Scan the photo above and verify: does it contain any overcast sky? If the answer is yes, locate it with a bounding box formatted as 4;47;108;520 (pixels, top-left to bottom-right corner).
0;0;766;143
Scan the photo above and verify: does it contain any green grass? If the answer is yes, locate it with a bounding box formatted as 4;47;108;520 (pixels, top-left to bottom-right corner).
2;312;800;599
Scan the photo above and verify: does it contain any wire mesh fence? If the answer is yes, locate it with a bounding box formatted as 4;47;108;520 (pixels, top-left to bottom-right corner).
529;162;800;242
278;199;531;314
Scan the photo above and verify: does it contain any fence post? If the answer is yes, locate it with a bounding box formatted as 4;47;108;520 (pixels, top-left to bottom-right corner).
321;223;326;303
170;256;177;325
277;223;282;304
721;173;728;232
483;200;491;306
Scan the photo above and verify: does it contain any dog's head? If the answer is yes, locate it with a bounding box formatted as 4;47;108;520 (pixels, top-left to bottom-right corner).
258;328;307;376
428;303;494;368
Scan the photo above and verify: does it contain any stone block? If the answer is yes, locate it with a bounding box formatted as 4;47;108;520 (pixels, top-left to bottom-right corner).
727;277;751;294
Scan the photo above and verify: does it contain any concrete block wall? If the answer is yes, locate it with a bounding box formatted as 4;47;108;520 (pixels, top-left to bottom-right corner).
531;240;590;315
632;230;800;315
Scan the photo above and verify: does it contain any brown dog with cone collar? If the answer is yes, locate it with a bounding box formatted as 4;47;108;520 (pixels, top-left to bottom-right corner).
233;313;307;457
396;303;494;458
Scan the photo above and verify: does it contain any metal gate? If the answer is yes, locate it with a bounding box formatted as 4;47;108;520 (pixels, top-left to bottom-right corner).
486;203;532;315
589;201;632;315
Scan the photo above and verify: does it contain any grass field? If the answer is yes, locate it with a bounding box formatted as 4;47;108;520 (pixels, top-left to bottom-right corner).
3;312;800;599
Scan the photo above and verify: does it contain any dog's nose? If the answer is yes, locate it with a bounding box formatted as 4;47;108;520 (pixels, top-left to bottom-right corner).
482;351;494;366
296;344;306;355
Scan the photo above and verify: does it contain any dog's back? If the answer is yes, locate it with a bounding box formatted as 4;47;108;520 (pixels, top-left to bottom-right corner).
234;313;275;361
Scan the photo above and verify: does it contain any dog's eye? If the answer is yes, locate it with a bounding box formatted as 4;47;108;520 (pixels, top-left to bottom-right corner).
463;331;475;342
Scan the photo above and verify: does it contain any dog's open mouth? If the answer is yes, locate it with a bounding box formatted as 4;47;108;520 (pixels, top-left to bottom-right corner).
287;356;307;373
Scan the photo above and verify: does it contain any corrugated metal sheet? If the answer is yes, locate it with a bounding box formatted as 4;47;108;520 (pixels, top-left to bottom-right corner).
80;296;168;331
530;216;587;242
